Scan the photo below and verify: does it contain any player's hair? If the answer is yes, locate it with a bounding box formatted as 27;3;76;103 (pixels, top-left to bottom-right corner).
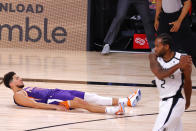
156;33;174;51
3;72;16;88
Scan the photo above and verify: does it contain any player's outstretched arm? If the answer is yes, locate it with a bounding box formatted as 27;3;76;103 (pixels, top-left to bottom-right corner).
182;62;192;110
149;54;180;80
14;91;67;111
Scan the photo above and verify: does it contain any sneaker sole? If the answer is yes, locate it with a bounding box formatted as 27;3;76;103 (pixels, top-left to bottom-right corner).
136;89;141;102
130;89;141;107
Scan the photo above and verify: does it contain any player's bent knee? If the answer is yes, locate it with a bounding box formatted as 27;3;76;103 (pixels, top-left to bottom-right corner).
73;97;88;105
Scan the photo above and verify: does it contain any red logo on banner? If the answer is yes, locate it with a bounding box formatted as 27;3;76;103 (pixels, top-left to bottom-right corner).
133;34;150;49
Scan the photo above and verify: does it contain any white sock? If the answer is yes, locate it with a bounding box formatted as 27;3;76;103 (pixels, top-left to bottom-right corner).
84;92;113;106
118;98;128;106
105;107;119;115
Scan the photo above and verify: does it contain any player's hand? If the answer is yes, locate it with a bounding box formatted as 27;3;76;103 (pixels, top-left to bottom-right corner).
185;100;190;110
169;20;182;32
56;105;68;111
179;55;192;69
154;18;159;31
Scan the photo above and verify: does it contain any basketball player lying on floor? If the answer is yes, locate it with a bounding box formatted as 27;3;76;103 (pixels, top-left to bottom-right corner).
1;72;141;115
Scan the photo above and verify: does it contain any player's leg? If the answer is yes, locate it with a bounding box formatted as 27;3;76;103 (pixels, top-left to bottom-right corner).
48;88;141;108
162;98;185;130
153;100;170;131
66;97;125;115
47;89;125;115
153;98;185;131
65;89;141;107
84;89;141;107
174;119;183;131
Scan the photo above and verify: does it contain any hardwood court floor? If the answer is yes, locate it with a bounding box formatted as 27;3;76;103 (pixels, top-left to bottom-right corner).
0;48;195;131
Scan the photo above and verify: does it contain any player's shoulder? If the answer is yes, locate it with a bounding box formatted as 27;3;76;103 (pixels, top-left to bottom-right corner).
174;52;182;60
14;90;27;98
148;53;157;60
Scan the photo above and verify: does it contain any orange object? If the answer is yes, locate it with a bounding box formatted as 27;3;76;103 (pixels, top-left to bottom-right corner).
60;101;70;110
127;97;132;107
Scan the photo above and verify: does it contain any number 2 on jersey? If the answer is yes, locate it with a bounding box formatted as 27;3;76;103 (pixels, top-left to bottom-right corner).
161;80;166;88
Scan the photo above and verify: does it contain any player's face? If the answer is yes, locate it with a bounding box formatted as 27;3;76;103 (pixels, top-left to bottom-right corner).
154;38;167;57
10;75;24;89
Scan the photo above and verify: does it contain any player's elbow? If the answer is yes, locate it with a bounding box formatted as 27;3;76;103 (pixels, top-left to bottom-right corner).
155;73;165;80
156;75;164;80
153;71;164;80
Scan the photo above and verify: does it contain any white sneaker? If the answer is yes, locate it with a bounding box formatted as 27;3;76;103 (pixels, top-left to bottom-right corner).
127;89;141;107
101;44;110;55
115;103;125;115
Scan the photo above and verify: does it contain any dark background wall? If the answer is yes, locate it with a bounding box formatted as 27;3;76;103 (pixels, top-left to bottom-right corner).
88;0;118;51
88;0;196;51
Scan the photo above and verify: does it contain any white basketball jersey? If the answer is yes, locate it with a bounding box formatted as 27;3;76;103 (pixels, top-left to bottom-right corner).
155;52;184;99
